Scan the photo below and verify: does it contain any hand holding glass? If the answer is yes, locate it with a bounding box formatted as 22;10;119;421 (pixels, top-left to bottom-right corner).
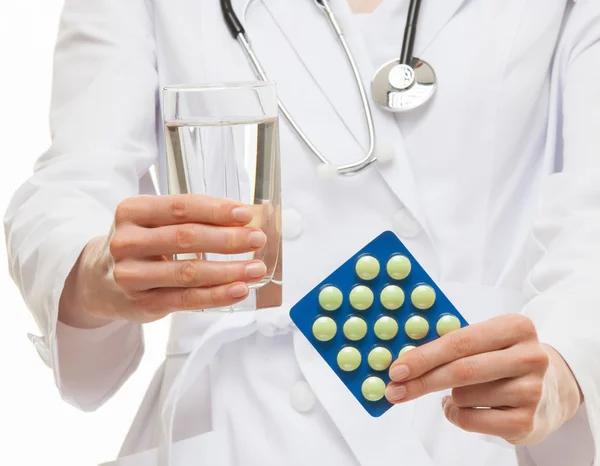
163;82;282;312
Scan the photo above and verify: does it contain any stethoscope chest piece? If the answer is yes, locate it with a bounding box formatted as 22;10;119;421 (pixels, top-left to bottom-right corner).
371;57;436;112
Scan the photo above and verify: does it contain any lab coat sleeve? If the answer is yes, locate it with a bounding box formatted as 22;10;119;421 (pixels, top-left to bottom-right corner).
519;2;600;464
3;0;158;412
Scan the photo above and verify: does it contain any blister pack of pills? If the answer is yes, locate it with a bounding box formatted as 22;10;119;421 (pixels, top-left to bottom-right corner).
289;231;469;417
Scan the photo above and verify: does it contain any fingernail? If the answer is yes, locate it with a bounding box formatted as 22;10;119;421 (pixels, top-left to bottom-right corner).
232;207;252;223
246;261;267;279
442;396;450;408
385;385;406;402
389;364;409;382
229;283;249;298
249;231;267;248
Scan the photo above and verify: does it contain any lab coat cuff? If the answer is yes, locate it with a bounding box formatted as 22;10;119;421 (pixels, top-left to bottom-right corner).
525;326;599;466
43;216;145;411
55;319;144;412
26;212;133;410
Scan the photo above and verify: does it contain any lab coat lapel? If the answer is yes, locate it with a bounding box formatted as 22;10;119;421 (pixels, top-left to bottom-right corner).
294;332;434;466
328;2;431;228
311;0;472;230
257;0;428;228
414;0;470;56
251;0;369;142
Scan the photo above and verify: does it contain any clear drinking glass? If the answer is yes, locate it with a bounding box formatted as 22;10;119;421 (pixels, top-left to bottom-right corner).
163;82;282;311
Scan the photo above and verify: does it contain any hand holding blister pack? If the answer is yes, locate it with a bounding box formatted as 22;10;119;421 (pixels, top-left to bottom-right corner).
290;231;469;416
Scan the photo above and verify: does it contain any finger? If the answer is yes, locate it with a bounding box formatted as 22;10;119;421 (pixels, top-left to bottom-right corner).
134;281;250;313
113;259;267;290
389;314;538;382
442;397;534;443
110;224;267;259
386;344;546;403
451;376;543;409
115;195;253;227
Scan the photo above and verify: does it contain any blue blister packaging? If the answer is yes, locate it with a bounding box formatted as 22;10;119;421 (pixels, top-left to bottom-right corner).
289;231;469;417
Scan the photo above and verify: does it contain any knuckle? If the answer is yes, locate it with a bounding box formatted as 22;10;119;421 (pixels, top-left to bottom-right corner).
223;229;236;250
520;378;544;403
454;407;473;431
415;349;430;372
180;288;200;309
520;346;550;372
414;376;430;396
108;236;121;258
112;263;134;287
449;333;473;359
125;289;146;300
109;232;130;259
514;411;535;436
210;199;229;224
169;197;191;220
532;348;550;372
175;225;198;250
114;198;137;224
209;287;221;307
175;261;199;286
451;387;469;407
216;264;234;284
209;202;219;224
133;292;160;312
513;314;538;339
452;358;477;384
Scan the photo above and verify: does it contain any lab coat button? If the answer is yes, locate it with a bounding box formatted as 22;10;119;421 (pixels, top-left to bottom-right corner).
282;208;303;240
290;381;316;413
392;208;422;238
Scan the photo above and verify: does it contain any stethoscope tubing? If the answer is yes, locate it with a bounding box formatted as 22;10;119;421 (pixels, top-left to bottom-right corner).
400;0;422;64
219;0;425;174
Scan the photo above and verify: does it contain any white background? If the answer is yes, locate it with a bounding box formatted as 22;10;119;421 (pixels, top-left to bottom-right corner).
0;2;170;465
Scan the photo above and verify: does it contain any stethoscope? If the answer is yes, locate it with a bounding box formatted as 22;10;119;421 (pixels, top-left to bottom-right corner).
220;0;436;176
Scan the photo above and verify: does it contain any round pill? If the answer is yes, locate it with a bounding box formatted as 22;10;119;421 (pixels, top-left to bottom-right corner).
343;316;368;341
361;376;386;402
411;284;436;310
380;285;405;310
312;316;337;342
318;286;343;311
349;285;374;310
398;345;417;357
374;316;399;340
387;255;411;280
355;255;381;280
405;315;430;340
368;347;393;371
436;314;462;336
337;347;362;372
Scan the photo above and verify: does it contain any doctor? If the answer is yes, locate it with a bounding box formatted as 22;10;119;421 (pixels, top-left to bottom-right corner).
4;0;600;465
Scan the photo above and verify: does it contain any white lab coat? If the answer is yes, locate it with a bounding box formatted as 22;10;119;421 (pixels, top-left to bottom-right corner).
4;0;600;465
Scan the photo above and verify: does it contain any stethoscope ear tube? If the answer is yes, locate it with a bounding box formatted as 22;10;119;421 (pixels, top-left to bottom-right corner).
399;0;422;64
221;0;378;175
221;0;245;37
218;0;435;173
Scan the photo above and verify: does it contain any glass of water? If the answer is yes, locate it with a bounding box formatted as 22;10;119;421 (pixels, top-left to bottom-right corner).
162;82;282;311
